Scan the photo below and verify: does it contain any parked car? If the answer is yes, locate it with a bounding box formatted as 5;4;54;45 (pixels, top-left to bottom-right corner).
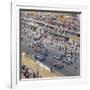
42;48;49;56
62;58;73;65
34;53;45;62
33;47;42;53
53;62;64;69
53;56;61;61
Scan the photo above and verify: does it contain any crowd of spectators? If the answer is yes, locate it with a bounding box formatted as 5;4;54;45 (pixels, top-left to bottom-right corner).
21;64;41;78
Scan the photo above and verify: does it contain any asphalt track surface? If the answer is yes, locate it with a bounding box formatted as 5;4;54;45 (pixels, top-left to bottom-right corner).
21;36;80;76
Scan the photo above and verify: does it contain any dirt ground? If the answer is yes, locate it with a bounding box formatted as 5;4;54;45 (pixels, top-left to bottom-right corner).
21;54;63;79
